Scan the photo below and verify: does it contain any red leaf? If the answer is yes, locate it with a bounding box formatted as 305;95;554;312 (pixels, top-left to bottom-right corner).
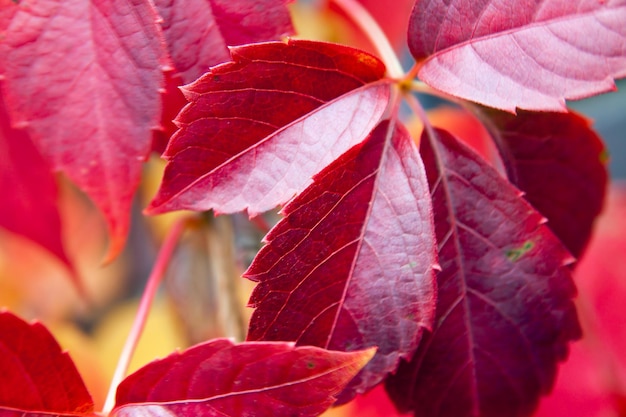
0;91;72;271
245;120;437;401
147;39;391;216
488;110;608;258
0;311;94;416
0;0;168;260
154;0;294;84
113;339;375;417
408;0;626;111
385;128;581;417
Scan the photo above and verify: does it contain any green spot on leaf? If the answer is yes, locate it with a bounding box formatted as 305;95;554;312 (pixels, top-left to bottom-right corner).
506;241;534;262
599;149;610;164
306;361;315;369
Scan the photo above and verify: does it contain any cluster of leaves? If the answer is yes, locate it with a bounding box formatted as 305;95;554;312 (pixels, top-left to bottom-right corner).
0;0;624;416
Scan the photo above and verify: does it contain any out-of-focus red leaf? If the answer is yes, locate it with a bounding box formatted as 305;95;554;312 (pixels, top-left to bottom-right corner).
488;110;608;258
152;70;188;154
408;0;626;111
535;185;626;417
0;0;168;260
0;310;94;416
0;91;72;271
245;120;437;401
326;0;414;53
386;128;581;417
147;39;391;216
113;338;375;417
153;0;294;84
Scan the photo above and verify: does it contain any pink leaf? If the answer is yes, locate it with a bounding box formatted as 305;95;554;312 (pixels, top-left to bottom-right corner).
154;0;294;84
488;110;608;258
245;120;437;401
0;0;168;259
0;91;72;272
385;128;581;417
147;39;391;216
409;0;626;111
113;339;375;417
0;311;94;416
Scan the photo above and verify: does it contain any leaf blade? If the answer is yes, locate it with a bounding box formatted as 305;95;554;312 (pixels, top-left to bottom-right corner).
147;39;391;216
0;0;168;259
385;128;581;417
154;0;294;84
0;91;72;272
245;119;438;401
0;311;93;416
409;0;626;111
487;109;608;258
113;339;374;417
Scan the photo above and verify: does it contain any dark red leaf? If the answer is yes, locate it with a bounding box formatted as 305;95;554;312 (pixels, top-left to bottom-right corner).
0;91;72;271
385;128;581;417
0;310;94;416
408;0;626;111
0;0;168;260
245;120;437;401
487;110;608;258
154;0;294;84
113;338;374;417
147;39;391;216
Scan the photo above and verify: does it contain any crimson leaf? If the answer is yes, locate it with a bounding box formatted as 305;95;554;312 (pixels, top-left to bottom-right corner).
0;0;168;259
385;128;581;417
245;120;437;401
408;0;626;111
146;39;391;216
154;0;294;84
487;110;608;258
113;339;374;417
0;92;72;271
0;311;94;416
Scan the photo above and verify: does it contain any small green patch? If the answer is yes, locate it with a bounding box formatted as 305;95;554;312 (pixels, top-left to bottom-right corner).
506;240;534;262
306;361;315;369
599;149;610;164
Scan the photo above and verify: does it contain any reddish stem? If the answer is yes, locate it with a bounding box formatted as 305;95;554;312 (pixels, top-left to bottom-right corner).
101;216;191;415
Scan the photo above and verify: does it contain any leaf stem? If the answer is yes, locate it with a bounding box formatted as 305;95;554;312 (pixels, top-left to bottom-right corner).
403;90;437;146
101;215;192;415
331;0;405;80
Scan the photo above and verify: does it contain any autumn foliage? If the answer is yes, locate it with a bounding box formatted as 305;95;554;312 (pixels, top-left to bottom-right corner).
0;0;624;416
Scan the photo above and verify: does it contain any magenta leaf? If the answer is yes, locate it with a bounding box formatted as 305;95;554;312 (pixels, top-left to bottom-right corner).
0;311;94;416
408;0;626;111
0;92;72;271
385;128;581;417
113;338;374;417
147;39;391;216
488;110;608;258
245;119;437;401
154;0;294;84
0;0;168;259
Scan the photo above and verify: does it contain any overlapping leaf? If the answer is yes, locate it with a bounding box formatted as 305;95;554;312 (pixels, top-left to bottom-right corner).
147;39;391;216
408;0;626;111
154;0;294;84
113;338;374;417
245;120;437;401
488;110;608;257
385;128;581;417
0;0;168;259
0;311;94;416
0;93;71;271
